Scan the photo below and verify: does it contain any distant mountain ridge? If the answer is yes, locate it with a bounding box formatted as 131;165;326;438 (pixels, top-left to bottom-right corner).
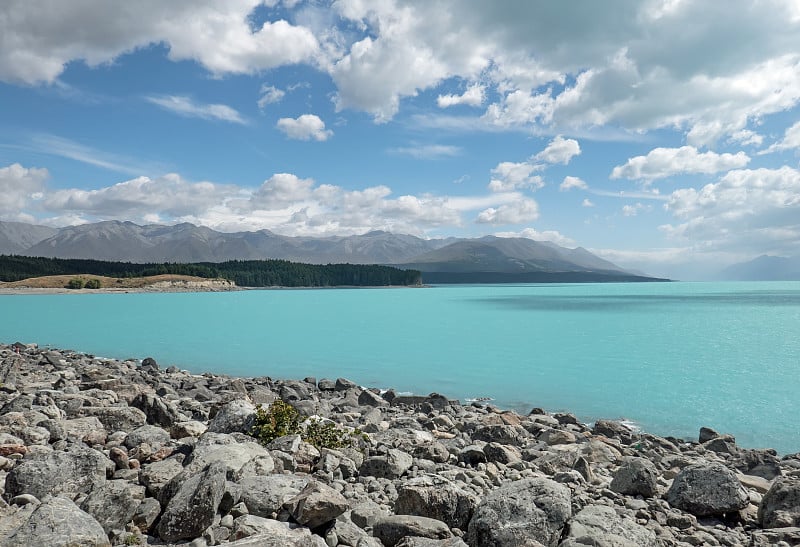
0;220;662;282
719;255;800;281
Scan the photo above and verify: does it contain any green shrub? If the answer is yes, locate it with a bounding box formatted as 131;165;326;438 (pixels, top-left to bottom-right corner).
84;278;102;289
66;277;85;289
250;399;365;449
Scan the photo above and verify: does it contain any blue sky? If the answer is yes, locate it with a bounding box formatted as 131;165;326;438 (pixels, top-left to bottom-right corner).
1;0;799;278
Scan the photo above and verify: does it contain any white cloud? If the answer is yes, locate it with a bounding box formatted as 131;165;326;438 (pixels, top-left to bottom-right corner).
0;1;319;85
390;144;461;159
611;146;750;181
488;162;544;192
560;176;588;191
7;162;534;237
0;163;48;218
662;166;800;254
494;227;575;247
476;198;539;224
276;114;333;141
146;95;246;124
621;202;649;217
28;134;154;175
581;198;595;207
534;135;581;165
760;120;800;154
257;85;286;109
437;84;485;108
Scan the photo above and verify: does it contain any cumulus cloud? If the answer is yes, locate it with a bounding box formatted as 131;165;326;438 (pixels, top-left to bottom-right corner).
488;162;544;192
582;198;595;207
621;202;650;217
611;146;751;181
494;227;576;247
534;135;581;165
662;166;800;254
560;176;588;191
0;1;319;85
146;95;246;124
476;198;539;224
437;84;485;108
5;162;535;237
760;120;800;154
0;163;48;218
276;114;333;141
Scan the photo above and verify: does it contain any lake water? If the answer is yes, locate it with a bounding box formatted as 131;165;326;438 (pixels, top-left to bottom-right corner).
2;282;799;453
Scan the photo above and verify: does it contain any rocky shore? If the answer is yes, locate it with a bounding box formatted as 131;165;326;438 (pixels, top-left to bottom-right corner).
0;342;798;547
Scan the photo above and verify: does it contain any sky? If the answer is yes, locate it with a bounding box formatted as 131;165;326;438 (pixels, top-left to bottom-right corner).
1;0;799;279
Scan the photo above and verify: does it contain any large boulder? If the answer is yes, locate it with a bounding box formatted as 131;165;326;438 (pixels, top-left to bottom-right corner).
208;399;257;434
394;474;479;530
5;446;107;499
665;462;749;516
467;477;571;547
609;457;659;498
284;480;349;528
124;424;171;449
2;495;110;547
360;448;413;479
80;480;142;534
373;515;452;547
157;462;227;542
759;477;800;528
238;474;309;518
558;505;657;547
225;530;327;546
78;406;146;432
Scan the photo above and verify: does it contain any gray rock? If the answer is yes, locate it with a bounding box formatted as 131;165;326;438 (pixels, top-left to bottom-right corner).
133;497;161;533
335;378;359;391
351;499;390;529
183;434;272;479
358;389;389;407
394;474;479;530
4;446;107;499
208;399;257;434
78;406;147;432
665;462;749;516
557;505;657;547
140;456;184;499
593;419;635;442
360;448;413;479
157;462;227;542
473;424;528;446
467;477;571;547
373;515;452;547
238;474;309;518
395;539;469;547
759;477;800;528
171;420;208;439
699;426;721;443
225;529;327;546
124;424;171;449
609;457;659;498
231;514;295;539
2;495;110;547
284;480;349;528
132;393;182;428
483;442;522;465
80;479;141;534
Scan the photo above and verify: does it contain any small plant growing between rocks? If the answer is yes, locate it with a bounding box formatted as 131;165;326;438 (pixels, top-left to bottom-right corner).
250;399;365;449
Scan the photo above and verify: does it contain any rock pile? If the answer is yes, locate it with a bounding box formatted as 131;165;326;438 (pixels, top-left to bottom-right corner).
0;342;799;546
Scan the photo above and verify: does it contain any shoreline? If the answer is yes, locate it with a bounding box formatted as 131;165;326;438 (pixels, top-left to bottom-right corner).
0;342;798;546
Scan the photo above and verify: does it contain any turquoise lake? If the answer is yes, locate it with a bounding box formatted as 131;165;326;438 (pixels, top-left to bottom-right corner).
2;282;798;453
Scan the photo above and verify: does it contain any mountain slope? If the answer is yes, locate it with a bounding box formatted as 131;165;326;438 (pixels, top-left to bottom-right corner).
719;255;800;281
0;221;57;254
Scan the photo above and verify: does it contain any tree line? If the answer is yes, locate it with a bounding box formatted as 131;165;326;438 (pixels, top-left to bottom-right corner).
0;255;422;287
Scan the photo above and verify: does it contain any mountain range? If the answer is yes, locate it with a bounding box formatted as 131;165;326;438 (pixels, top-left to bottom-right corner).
719;255;800;281
0;220;664;283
